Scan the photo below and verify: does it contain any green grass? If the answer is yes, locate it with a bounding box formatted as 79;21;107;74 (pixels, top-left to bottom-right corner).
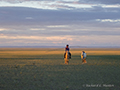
0;50;120;90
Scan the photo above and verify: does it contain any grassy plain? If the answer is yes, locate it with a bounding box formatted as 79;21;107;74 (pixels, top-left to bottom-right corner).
0;48;120;90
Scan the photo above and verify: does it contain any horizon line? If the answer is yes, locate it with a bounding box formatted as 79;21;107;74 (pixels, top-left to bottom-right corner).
0;46;120;48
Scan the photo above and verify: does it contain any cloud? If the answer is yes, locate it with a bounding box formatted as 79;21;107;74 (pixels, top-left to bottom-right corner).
0;0;120;13
46;36;73;41
0;28;8;31
0;35;72;41
0;34;120;46
25;17;33;19
1;0;120;4
0;1;102;10
79;0;120;4
30;28;45;31
1;6;120;27
96;19;120;22
46;25;69;28
0;0;120;46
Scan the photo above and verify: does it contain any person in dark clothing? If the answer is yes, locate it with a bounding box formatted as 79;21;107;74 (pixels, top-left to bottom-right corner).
64;44;71;59
65;44;69;51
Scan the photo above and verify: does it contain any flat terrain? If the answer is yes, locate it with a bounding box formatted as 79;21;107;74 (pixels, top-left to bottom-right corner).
0;48;120;90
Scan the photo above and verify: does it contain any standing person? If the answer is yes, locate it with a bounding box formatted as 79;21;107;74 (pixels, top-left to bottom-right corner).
81;51;87;64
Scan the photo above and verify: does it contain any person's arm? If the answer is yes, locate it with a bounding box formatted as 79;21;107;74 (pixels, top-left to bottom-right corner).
65;47;66;50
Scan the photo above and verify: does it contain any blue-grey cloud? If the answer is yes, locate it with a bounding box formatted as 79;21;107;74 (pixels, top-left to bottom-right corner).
0;7;120;25
1;0;120;4
81;0;120;4
0;7;120;36
0;0;120;46
1;0;120;11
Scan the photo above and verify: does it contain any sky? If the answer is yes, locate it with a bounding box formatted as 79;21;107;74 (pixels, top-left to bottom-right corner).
0;0;120;47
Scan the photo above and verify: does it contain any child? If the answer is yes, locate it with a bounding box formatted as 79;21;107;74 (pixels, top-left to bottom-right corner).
81;51;87;64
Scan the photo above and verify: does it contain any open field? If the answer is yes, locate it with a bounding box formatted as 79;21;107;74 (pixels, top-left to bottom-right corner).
0;48;120;90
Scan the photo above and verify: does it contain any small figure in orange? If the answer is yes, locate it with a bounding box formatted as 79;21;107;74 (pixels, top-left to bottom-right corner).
81;51;87;64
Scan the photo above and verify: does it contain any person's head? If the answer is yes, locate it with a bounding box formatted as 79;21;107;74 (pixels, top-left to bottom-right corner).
82;51;85;53
66;44;69;47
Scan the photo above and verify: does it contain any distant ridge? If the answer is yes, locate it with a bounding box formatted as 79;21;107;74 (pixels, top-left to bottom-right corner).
0;46;120;48
0;46;64;48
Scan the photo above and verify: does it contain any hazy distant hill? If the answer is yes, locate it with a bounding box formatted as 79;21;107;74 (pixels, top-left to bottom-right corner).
0;46;120;48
